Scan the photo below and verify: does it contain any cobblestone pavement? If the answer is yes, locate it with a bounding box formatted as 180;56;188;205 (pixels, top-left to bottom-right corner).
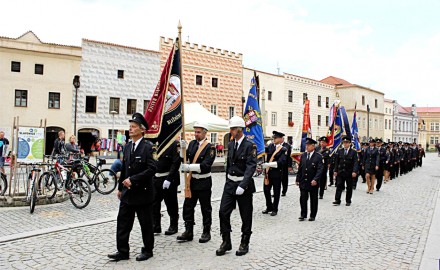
0;154;439;269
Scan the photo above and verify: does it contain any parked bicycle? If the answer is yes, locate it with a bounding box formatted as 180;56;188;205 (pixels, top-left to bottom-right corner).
73;156;117;195
27;163;45;214
0;172;7;196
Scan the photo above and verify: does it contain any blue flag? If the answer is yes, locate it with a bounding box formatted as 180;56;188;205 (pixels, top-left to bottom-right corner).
339;106;351;139
243;77;265;157
331;108;344;155
351;110;361;151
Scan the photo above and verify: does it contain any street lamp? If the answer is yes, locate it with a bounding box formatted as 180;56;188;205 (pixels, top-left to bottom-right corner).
367;104;370;140
73;75;80;136
110;110;117;153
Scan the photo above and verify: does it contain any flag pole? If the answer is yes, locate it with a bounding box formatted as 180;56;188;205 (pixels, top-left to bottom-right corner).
178;21;191;198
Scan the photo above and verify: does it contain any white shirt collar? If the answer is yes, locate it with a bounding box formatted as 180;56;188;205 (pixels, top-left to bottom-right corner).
307;150;314;158
235;135;245;149
132;137;143;151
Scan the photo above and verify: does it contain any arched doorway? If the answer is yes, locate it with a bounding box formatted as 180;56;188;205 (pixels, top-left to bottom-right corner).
45;126;65;155
78;128;100;155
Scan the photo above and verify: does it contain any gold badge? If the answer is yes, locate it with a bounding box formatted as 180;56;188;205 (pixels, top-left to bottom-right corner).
210;148;215;158
152;145;158;161
252;144;257;157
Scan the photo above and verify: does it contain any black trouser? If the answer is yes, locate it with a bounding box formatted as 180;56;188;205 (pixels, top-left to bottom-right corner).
335;175;353;203
300;188;318;218
319;168;328;198
153;178;179;229
360;167;366;182
394;163;399;178
353;173;359;188
376;165;384;191
219;187;253;235
328;164;335;185
418;158;423;167
182;189;212;226
117;202;154;255
281;166;289;194
264;176;281;212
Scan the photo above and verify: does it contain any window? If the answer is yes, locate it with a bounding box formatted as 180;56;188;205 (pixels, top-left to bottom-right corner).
430;136;439;145
326;97;329;108
196;75;203;85
268;91;272;101
362;95;365;106
210;104;217;115
363;118;366;129
288;91;293;102
375;99;378;108
48;92;60;109
212;78;218;88
15;90;27;107
34;64;44;75
126;99;137;114
389;120;392;130
431;122;440;131
303;93;308;104
144;100;150;113
108;129;118;139
110;97;120;114
271;112;277;126
117;70;124;79
288;112;293;123
326;116;329;126
11;61;21;72
318;115;321;126
211;132;218;144
85;96;97;113
385;119;387;129
318;96;322;107
229;107;235;119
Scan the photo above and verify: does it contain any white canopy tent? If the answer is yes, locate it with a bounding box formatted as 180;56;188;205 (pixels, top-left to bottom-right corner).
184;102;230;132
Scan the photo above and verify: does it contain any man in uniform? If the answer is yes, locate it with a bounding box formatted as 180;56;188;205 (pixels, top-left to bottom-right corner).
262;131;287;216
108;113;157;262
280;135;292;196
418;144;426;167
328;152;336;186
178;122;216;243
315;136;330;199
362;138;379;194
411;143;418;170
153;140;181;235
296;138;323;221
333;136;359;206
216;116;257;256
375;139;386;192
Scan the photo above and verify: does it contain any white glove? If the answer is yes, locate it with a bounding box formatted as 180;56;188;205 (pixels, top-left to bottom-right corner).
163;180;171;189
180;140;187;149
188;164;201;172
261;162;278;169
180;164;190;172
236;186;245;195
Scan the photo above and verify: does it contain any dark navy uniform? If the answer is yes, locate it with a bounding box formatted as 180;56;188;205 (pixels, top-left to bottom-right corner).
296;149;323;220
376;144;387;191
281;141;292;195
363;147;379;175
153;140;181;235
328;154;336;186
263;143;287;214
315;144;330;199
334;147;359;204
116;138;157;258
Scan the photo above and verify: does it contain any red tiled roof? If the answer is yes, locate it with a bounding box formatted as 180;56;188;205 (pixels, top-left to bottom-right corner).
82;38;159;54
320;76;352;86
399;106;412;114
415;107;440;113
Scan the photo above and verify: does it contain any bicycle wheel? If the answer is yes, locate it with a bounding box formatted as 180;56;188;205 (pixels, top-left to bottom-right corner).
30;180;38;214
38;172;57;199
94;169;117;195
69;178;91;209
0;173;7;196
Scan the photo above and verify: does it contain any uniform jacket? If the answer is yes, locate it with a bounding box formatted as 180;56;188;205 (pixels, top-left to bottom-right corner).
334;147;359;177
118;138;157;205
282;142;292;168
185;139;215;191
363;147;380;173
265;143;287;180
225;137;257;194
296;151;323;190
419;148;426;158
154;140;181;186
378;146;387;167
316;146;331;168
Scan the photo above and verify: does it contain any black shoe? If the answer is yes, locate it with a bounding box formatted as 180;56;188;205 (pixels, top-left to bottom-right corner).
262;209;272;214
270;211;277;216
281;193;286;197
108;252;129;261
136;252;153;261
164;225;178;236
298;217;305;221
332;201;341;205
236;235;250;256
319;196;323;199
154;226;161;234
177;223;193;242
216;233;232;256
328;184;333;187
199;225;211;243
346;203;351;206
308;217;315;221
353;186;356;190
376;189;380;192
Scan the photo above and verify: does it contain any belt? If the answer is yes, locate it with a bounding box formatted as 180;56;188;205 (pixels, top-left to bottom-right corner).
155;172;170;177
191;173;211;179
227;174;244;181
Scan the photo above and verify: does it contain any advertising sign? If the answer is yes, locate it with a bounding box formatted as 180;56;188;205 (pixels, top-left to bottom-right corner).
17;127;45;163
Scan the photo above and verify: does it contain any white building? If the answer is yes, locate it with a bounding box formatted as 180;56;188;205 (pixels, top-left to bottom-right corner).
76;39;160;153
392;102;418;143
384;99;394;142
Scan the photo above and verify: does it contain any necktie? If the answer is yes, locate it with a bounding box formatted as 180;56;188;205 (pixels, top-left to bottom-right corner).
233;142;238;158
345;149;348;155
307;152;310;160
132;142;136;153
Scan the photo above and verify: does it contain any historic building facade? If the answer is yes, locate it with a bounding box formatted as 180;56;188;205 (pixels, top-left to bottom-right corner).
414;107;440;150
384;99;394;142
160;37;243;145
77;39;160;152
392;102;418;143
0;31;81;154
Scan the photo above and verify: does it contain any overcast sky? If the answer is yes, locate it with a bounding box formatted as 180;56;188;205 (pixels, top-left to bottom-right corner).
2;0;439;107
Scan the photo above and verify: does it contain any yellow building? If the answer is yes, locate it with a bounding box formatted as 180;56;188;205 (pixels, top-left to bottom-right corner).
415;107;440;151
0;31;81;154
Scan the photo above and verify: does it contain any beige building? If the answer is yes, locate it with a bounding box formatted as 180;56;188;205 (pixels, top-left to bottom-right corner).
321;76;385;141
414;107;440;150
0;31;81;154
384;99;394;142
